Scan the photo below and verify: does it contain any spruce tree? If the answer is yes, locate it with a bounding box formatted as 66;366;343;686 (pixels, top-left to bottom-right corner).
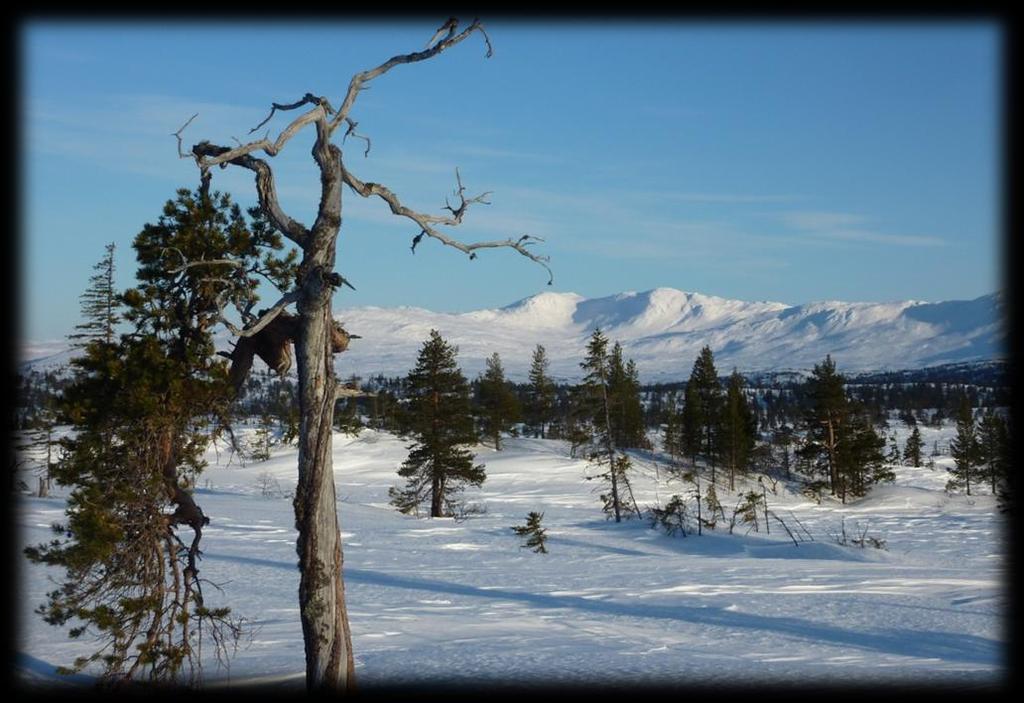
662;390;684;467
23;188;278;684
687;346;723;481
886;433;902;465
619;357;648;449
720;369;756;491
576;328;639;522
977;411;1009;496
800;355;848;500
650;494;690;537
679;378;704;467
68;242;119;348
947;394;981;495
526;345;556;438
511;512;548;553
838;410;891;498
903;425;924;468
477;352;520;450
704;482;723;525
390;330;485;517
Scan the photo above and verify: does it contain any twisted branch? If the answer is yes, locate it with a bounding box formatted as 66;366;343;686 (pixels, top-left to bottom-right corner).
328;18;492;137
342;118;371;158
250;92;335;135
342;166;553;284
172;113;199;159
191;142;310;248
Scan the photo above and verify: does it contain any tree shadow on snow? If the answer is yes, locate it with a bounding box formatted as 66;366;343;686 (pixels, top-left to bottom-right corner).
343;568;1001;666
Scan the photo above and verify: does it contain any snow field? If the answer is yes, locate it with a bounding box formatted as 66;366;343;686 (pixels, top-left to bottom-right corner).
16;422;1007;688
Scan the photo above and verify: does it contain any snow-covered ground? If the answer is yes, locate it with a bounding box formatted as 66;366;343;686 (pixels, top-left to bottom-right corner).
15;420;1007;689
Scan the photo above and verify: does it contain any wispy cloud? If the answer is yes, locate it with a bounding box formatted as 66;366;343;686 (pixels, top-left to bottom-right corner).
26;93;272;180
655;191;803;204
780;210;946;248
444;144;562;164
781;210;868;230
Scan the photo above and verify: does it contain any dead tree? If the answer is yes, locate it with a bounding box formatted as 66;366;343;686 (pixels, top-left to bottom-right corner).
173;18;549;692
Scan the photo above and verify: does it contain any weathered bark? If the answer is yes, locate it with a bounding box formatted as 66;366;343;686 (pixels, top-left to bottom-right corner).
291;126;355;691
293;294;354;690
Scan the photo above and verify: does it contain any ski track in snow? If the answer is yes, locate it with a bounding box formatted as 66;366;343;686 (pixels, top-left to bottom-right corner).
16;421;1007;689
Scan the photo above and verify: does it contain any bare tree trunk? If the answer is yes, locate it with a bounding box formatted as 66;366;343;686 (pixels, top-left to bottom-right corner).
294;301;354;690
292;132;355;691
430;470;444;518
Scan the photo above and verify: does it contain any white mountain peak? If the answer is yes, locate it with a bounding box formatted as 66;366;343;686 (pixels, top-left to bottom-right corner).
23;287;1003;383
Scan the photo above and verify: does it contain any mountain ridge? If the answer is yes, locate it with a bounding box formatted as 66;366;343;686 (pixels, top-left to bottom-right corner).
22;288;1004;383
334;287;1004;382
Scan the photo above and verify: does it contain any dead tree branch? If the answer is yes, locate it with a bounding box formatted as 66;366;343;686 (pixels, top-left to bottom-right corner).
328;18;491;137
342;167;553;284
191;142;311;248
250;92;335;135
342;118;371;157
172;113;199;159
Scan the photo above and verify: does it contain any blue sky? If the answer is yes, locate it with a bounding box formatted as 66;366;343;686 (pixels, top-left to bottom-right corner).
21;19;1001;352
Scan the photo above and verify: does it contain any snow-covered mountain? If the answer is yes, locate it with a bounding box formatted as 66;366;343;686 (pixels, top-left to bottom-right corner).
22;288;1004;383
333;288;1004;382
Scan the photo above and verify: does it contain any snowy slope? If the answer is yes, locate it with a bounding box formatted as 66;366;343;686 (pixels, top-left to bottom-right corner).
15;421;1007;689
21;288;1004;383
334;288;1004;382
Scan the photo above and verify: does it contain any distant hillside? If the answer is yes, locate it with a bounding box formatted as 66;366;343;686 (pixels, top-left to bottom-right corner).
22;288;1004;383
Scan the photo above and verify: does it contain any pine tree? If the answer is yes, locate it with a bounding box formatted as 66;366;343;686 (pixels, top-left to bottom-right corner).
477;352;520;451
704;482;723;525
662;390;684;467
390;330;485;518
734;491;764;533
687;346;723;481
618;357;648;449
720;369;756;491
800;355;848;500
903;425;924;468
838;410;891;498
977;411;1009;496
679;378;703;467
511;511;548;553
576;328;639;522
947;394;980;496
23;189;276;684
886;433;902;465
649;494;690;537
68;242;119;348
526;345;556;438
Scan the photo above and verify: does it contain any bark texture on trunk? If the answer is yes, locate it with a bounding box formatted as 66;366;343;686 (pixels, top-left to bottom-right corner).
293;272;355;691
293;134;354;692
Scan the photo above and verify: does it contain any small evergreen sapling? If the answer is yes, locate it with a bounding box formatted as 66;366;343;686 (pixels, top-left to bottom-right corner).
649;494;690;537
511;512;548;553
903;425;924;467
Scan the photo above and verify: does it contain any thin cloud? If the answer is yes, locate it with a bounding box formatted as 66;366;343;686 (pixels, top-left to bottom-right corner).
811;228;947;247
781;210;946;248
446;144;562;164
782;210;869;230
658;192;803;204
